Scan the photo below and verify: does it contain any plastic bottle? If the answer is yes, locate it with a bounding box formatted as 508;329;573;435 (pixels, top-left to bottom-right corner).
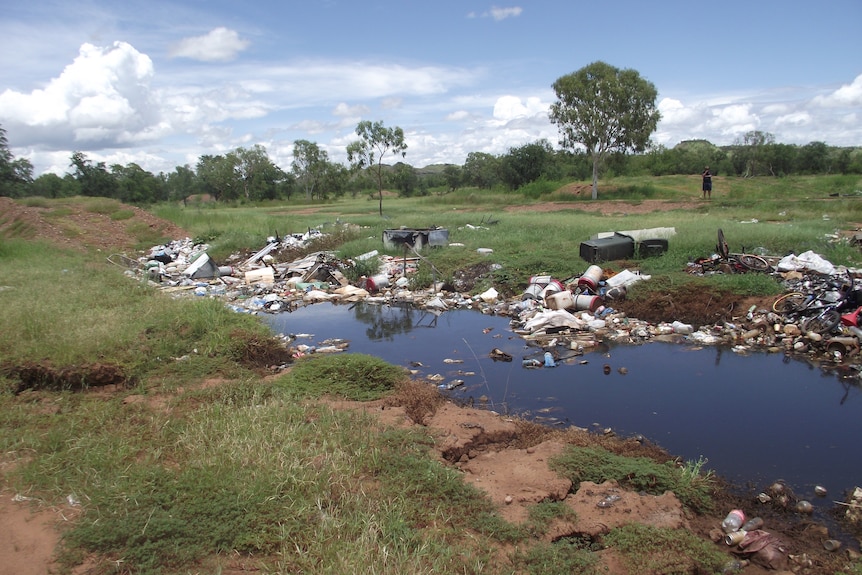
671;320;693;335
741;516;763;531
543;352;556;368
721;509;745;533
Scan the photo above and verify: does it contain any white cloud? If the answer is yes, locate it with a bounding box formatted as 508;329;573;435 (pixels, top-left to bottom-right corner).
775;112;811;127
489;6;523;21
492;95;547;123
812;73;862;107
446;110;470;121
657;97;699;125
332;102;369;117
170;27;249;62
467;6;523;21
0;41;158;146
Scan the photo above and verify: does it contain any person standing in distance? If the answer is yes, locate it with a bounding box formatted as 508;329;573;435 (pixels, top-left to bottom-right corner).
701;166;713;199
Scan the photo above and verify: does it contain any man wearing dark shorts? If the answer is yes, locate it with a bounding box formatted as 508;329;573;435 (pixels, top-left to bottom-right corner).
702;166;713;199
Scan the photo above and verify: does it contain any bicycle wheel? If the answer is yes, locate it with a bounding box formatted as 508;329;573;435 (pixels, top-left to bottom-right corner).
802;310;841;335
716;228;729;259
773;292;805;313
737;254;771;272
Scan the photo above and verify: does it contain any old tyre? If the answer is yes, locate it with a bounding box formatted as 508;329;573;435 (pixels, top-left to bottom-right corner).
773;292;806;313
802;310;841;334
738;254;771;272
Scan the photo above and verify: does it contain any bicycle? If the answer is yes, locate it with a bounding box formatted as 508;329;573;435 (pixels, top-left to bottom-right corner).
696;229;772;273
772;270;859;334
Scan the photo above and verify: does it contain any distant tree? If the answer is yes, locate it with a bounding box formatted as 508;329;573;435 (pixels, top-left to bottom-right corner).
549;61;660;199
732;131;775;177
0;124;33;198
196;154;239;202
70;151;117;198
230;145;283;201
31;173;75;198
319;161;349;199
462;152;500;189
111;162;164;204
165;165;200;203
346;120;407;216
765;143;797;176
292;140;328;200
442;165;462;194
797;141;830;174
391;162;418;197
499;139;556;190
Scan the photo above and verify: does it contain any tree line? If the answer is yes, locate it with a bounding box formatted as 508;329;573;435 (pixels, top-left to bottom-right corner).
2;124;860;207
2;60;860;205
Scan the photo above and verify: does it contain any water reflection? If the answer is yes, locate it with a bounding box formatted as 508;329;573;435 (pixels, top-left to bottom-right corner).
350;301;441;340
264;301;862;520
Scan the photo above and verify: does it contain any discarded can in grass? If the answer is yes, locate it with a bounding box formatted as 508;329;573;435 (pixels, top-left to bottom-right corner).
577;265;603;292
725;530;747;545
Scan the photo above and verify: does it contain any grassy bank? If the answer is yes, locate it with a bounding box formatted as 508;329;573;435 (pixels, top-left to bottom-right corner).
2;176;862;574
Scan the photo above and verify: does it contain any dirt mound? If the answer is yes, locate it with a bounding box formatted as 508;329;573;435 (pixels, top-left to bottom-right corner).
0;197;191;252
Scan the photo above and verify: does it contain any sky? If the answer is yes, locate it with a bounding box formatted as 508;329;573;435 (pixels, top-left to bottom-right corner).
1;0;861;177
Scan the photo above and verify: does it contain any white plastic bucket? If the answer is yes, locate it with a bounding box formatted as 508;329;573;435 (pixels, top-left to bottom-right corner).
577;265;603;291
365;274;389;291
574;294;601;312
545;291;575;310
522;284;543;300
529;275;553;287
540;279;564;299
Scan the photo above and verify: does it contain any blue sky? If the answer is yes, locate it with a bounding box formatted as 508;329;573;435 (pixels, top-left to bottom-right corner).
1;0;860;177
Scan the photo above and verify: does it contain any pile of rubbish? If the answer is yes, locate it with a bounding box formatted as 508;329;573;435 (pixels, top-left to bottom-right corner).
116;228;862;375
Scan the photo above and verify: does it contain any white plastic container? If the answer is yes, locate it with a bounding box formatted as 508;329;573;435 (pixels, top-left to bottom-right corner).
244;267;274;284
545;291;575;310
577;265;603;291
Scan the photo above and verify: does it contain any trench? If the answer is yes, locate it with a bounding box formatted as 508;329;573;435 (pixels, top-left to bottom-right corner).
264;301;862;535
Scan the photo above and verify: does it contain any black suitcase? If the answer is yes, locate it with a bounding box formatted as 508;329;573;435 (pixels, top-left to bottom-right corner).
579;233;635;263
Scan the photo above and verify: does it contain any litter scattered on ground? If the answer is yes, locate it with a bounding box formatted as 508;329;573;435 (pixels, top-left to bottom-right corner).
117;226;862;381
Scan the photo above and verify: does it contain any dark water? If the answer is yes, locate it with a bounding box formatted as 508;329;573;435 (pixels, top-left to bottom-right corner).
264;301;862;520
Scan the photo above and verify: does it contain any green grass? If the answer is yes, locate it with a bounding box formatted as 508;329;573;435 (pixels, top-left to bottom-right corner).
603;524;727;574
549;447;716;513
